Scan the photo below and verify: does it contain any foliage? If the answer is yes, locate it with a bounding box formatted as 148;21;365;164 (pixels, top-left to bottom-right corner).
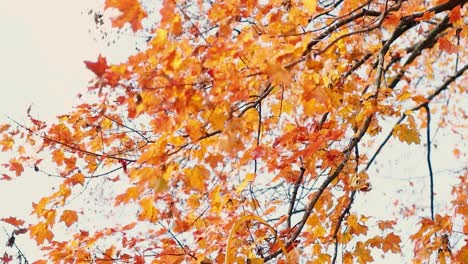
1;0;467;263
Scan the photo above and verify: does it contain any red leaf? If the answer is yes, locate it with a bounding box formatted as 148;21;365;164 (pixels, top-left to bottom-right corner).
84;55;108;77
0;174;13;181
119;159;128;173
1;217;25;227
438;37;458;54
0;253;13;263
448;6;461;23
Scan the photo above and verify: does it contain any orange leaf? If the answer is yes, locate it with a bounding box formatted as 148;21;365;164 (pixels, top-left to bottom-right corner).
393;124;421;144
84;55;108;78
264;61;292;87
448;6;461;23
0;134;14;151
51;149;65;166
29;222;54;245
59;210;78;227
8;159;23;177
115;186;140;205
66;172;85;186
354;242;373;263
1;217;25;227
185;165;209;192
105;0;147;31
0;124;10;133
438;37;458;54
382;233;401;253
138;197;159;222
303;0;317;14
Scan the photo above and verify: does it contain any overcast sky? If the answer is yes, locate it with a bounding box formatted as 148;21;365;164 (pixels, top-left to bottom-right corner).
0;0;102;257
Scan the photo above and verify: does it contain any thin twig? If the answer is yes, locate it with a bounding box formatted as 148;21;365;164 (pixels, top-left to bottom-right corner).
424;104;435;220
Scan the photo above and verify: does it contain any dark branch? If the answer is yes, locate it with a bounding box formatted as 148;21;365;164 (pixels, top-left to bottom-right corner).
424;104;435;220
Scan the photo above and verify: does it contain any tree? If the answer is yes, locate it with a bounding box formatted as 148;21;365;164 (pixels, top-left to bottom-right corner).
1;0;467;263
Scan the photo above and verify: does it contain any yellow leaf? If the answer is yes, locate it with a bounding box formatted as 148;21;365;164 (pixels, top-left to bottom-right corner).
52;149;65;166
209;108;228;131
393;124;421;144
303;0;317;13
138;197;159;222
150;28;168;47
29;222;54;245
185;165;209;191
236;173;256;193
115;186;140;205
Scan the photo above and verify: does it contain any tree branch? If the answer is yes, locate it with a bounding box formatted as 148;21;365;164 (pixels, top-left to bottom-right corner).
424;104;435;220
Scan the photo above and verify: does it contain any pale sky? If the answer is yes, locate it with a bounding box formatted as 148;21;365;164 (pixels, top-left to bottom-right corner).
0;0;102;258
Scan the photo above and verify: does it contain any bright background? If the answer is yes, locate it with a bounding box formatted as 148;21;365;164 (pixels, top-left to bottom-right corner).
0;0;99;258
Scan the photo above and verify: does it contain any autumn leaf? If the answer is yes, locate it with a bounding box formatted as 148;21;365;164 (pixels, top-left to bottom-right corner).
185;165;209;192
303;0;317;14
1;217;25;227
8;158;23;176
65;172;85;186
115;186;140;205
236;173;255;193
29;222;54;245
354;242;373;264
438;37;458;54
0;134;14;151
382;233;402;253
59;210;78;227
264;61;292;87
393;124;421;144
138;197;159;222
0;253;12;264
105;0;147;31
84;54;109;79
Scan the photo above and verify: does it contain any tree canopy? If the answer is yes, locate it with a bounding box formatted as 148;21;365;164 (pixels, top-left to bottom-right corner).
1;0;467;263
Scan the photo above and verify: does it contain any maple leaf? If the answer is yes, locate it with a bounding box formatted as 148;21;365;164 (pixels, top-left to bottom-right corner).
59;210;78;227
185;165;209;192
1;217;25;227
0;174;13;181
236;173;255;193
392;124;421;144
0;134;14;151
438;37;458;54
303;0;317;14
29;222;54;245
354;242;373;264
0;253;12;263
448;6;462;23
8;159;23;177
138;197;159;222
0;124;10;133
382;233;402;253
65;172;85;186
105;0;147;32
84;55;108;78
264;61;292;87
115;186;140;205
